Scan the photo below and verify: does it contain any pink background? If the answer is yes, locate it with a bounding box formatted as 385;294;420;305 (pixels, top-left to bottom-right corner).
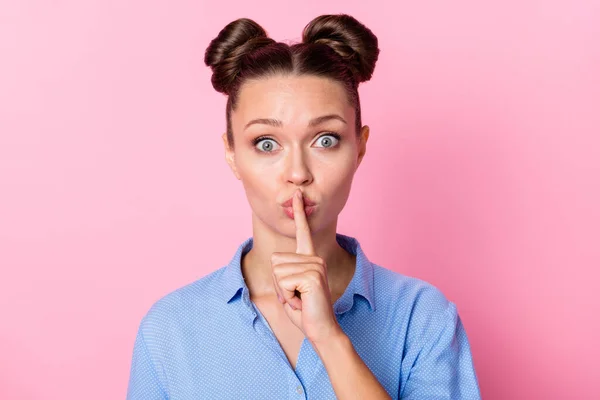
1;1;598;399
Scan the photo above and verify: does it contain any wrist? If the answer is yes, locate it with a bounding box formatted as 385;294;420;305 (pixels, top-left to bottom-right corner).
309;325;348;352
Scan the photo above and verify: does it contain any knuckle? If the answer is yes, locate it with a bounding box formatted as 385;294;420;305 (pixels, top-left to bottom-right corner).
312;260;325;272
307;270;322;283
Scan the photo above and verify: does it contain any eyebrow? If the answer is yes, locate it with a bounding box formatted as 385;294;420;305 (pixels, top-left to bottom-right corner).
243;114;347;131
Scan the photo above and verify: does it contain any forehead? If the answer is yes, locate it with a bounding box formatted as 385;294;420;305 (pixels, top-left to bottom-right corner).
232;75;353;127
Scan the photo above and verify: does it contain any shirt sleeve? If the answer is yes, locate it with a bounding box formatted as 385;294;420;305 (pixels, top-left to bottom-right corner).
126;321;168;400
399;302;481;399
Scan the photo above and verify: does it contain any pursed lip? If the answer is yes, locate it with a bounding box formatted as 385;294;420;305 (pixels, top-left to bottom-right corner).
281;193;316;208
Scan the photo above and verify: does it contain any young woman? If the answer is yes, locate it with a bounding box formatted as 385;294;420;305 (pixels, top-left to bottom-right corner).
127;14;481;399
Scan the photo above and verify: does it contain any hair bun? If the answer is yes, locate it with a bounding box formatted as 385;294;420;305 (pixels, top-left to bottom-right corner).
302;14;379;83
204;18;275;94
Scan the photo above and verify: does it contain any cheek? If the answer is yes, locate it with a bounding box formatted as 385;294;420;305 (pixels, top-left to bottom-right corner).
319;149;356;181
318;161;356;207
237;159;277;203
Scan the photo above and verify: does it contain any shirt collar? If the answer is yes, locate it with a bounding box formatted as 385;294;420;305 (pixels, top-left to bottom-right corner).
220;233;375;313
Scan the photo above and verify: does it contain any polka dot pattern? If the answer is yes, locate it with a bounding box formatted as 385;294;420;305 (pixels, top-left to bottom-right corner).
127;233;481;399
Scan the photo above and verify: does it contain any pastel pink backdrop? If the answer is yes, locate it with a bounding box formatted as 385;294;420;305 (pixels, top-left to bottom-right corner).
1;1;598;399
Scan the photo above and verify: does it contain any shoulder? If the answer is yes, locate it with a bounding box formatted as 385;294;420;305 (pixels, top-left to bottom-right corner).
371;263;457;327
373;264;452;307
369;264;462;354
137;265;229;335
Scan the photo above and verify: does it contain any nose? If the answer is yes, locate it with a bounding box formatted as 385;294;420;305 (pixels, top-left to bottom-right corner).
284;147;313;186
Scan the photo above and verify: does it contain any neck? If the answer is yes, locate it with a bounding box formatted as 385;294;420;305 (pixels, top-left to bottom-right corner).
241;212;355;299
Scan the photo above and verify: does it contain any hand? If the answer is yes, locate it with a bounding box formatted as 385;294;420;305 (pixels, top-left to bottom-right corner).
271;189;342;343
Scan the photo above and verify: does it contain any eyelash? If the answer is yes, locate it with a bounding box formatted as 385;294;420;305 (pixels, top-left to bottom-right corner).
252;132;342;153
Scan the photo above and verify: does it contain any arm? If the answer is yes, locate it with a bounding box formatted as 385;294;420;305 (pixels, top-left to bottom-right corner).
312;328;392;400
126;324;168;400
400;302;481;400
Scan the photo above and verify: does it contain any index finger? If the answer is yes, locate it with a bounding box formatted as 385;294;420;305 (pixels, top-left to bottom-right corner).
293;189;315;256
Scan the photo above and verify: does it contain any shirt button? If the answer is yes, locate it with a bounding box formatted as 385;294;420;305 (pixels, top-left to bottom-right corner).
296;385;303;394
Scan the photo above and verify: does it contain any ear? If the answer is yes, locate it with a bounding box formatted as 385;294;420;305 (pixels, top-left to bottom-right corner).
222;132;241;180
356;125;370;170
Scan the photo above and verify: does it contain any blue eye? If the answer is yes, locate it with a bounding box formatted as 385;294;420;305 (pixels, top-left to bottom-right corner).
254;138;280;153
314;133;341;148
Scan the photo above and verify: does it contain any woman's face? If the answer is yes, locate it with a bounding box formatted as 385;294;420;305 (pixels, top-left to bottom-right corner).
224;74;369;237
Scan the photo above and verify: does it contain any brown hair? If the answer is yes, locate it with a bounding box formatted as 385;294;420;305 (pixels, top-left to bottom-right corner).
204;14;380;148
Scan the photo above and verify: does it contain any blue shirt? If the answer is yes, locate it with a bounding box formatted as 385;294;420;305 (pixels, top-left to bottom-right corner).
127;233;481;399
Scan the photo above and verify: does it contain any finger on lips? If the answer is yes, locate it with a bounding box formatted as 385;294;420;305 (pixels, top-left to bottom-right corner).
272;189;319;307
293;189;315;256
